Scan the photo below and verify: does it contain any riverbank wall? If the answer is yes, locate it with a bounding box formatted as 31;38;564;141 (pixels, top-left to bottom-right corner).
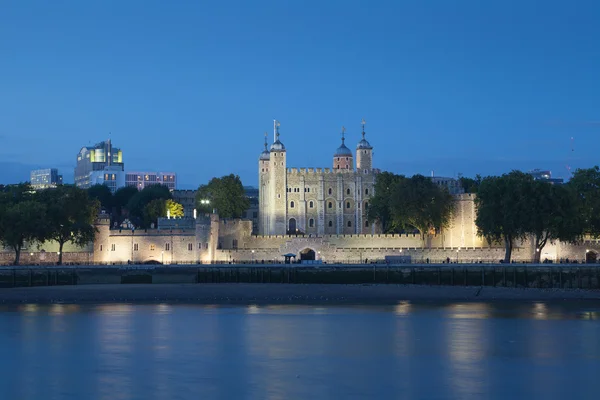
0;264;599;290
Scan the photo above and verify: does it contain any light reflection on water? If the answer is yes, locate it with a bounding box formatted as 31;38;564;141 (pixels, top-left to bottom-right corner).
0;302;599;400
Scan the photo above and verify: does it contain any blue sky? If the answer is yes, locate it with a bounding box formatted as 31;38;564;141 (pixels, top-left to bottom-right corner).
1;0;599;188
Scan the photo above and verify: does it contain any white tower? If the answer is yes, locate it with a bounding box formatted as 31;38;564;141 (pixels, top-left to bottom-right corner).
268;120;287;235
258;132;270;235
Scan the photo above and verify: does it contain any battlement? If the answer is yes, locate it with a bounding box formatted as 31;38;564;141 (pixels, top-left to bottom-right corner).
250;233;428;240
285;167;356;175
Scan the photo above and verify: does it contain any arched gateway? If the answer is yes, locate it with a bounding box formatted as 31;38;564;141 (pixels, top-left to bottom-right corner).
300;248;316;261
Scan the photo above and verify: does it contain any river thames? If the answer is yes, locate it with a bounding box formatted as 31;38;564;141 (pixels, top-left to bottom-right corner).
0;301;599;400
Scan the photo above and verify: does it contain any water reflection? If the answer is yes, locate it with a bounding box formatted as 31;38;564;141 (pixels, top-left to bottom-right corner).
0;302;599;400
445;304;490;398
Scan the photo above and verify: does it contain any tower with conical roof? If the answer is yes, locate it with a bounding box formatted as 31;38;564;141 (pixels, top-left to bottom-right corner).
267;120;287;235
333;127;353;170
356;119;373;172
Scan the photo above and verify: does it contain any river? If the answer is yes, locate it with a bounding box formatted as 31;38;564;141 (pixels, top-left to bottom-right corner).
0;301;599;399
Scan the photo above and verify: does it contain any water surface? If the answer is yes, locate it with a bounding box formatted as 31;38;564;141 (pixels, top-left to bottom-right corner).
0;302;599;400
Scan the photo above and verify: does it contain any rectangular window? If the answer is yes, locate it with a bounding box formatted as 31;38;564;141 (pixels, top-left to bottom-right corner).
188;243;193;251
165;243;170;251
199;242;202;249
111;244;115;251
100;245;103;251
150;244;155;251
204;243;209;250
134;243;139;251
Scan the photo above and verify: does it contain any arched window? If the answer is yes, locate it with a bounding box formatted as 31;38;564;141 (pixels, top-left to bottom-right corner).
346;188;350;195
328;220;333;227
290;201;295;208
365;201;369;210
328;188;332;195
365;220;369;227
346;202;350;209
309;201;314;208
309;219;314;228
365;188;369;195
328;202;333;209
347;221;352;227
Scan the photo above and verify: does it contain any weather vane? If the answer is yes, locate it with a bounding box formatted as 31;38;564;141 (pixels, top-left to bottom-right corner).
273;120;280;141
341;126;346;142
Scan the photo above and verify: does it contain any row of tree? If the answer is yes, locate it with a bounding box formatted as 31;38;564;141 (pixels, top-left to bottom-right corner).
0;184;99;265
87;184;183;228
368;167;600;263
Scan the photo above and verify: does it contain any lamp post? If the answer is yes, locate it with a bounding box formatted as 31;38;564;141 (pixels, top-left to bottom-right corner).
251;249;255;264
456;248;459;263
131;228;135;264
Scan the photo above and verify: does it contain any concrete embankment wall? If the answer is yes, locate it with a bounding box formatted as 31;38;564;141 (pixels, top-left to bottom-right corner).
0;264;599;290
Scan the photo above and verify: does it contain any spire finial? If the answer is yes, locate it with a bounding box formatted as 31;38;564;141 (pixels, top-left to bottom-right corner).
273;120;280;141
264;132;268;151
341;126;346;144
361;118;366;138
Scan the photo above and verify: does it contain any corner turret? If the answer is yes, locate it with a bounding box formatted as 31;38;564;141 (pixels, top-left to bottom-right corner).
356;119;373;172
333;126;353;170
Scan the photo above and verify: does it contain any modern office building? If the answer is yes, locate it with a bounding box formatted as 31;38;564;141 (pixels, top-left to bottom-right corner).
75;140;124;189
30;168;63;189
528;169;564;185
125;172;177;191
88;167;126;193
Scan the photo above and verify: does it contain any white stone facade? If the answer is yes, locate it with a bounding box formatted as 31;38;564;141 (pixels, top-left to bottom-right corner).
258;122;377;236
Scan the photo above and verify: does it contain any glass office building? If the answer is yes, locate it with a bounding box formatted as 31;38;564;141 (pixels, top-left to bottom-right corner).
30;168;63;189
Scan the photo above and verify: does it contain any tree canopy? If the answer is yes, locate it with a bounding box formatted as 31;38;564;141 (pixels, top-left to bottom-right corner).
367;173;455;243
88;184;113;210
195;174;249;218
568;166;600;237
39;185;100;265
127;184;172;228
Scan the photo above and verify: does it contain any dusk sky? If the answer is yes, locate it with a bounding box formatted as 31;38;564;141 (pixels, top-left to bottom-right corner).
1;0;599;189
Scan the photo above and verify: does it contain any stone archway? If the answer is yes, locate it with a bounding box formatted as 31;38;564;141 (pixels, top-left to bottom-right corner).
586;250;597;263
300;248;316;261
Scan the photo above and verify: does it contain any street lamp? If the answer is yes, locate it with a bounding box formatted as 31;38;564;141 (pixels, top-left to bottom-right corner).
456;248;459;263
251;249;255;263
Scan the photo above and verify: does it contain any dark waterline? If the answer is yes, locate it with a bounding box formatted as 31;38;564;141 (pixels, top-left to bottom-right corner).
0;302;599;400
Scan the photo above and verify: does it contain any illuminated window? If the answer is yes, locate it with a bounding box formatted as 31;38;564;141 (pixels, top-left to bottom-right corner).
134;244;138;251
165;243;170;251
150;244;155;251
309;219;314;227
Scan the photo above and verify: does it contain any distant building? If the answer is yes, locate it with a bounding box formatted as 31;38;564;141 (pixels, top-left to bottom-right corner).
528;169;564;185
125;171;177;191
30;168;63;189
430;176;465;195
88;166;126;193
172;190;197;218
75;140;124;189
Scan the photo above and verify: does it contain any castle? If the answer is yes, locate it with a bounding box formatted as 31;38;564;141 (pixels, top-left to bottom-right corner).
2;120;599;265
258;120;377;236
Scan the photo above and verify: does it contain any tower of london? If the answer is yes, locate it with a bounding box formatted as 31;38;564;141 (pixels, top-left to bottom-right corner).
258;120;378;236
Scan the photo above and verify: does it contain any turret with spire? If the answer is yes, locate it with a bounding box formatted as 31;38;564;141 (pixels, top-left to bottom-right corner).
333;126;353;170
356;119;373;172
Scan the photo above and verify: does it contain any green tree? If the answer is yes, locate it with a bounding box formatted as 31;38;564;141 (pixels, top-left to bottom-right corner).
475;171;533;263
113;186;139;224
525;181;582;263
39;185;100;265
143;199;166;228
459;174;482;194
127;185;172;228
166;199;184;218
389;174;455;243
367;172;406;233
195;174;249;218
0;200;47;265
568;166;600;237
88;184;113;210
